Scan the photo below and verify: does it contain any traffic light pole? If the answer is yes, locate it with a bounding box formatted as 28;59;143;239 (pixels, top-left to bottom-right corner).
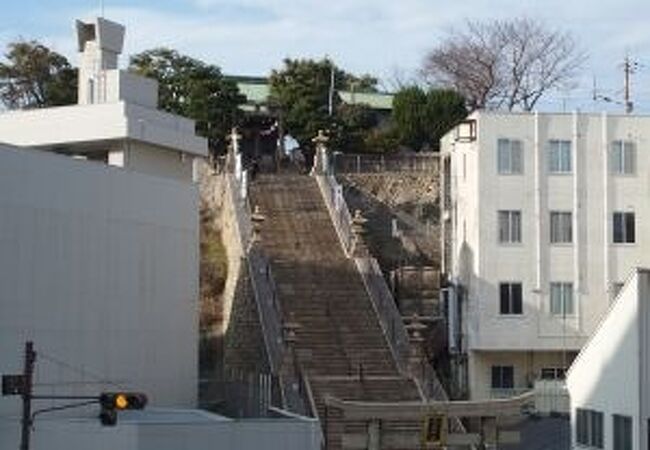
20;341;36;450
3;341;148;448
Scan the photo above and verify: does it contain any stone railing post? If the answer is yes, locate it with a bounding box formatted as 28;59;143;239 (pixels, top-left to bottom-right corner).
227;127;243;178
350;209;369;257
406;314;427;381
249;205;265;250
310;129;329;175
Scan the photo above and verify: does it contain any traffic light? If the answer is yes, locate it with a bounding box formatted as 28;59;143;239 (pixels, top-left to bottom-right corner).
99;392;147;426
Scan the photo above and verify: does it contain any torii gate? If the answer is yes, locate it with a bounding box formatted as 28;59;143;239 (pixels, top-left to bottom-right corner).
324;392;535;449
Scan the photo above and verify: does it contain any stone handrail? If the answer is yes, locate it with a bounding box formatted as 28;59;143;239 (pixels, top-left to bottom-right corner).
225;173;285;375
315;174;354;256
225;174;252;251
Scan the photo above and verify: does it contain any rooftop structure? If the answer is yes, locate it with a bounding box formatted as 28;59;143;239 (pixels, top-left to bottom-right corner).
0;17;207;182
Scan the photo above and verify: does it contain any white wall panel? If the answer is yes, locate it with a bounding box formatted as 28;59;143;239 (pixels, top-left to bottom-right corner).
0;145;199;437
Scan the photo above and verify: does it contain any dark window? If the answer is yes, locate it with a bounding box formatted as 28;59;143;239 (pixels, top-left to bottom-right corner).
613;212;635;244
550;211;573;243
541;368;566;380
499;283;523;315
613;414;632;450
576;408;604;448
491;366;514;389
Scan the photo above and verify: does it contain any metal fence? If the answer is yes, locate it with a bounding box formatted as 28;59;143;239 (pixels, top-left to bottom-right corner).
247;245;286;375
355;257;411;374
332;153;439;174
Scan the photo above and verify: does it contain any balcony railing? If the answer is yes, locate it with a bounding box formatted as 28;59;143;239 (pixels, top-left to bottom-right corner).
489;387;533;399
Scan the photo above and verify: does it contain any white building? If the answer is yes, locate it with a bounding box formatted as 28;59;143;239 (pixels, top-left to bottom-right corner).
0;16;207;449
441;111;650;400
0;17;207;182
566;267;650;450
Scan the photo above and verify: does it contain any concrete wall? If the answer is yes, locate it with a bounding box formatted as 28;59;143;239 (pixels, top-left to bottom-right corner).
0;102;206;158
567;269;645;449
125;141;194;181
0;145;199;449
104;70;158;109
2;411;321;450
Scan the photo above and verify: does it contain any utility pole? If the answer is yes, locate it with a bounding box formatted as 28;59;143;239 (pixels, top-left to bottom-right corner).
623;55;637;114
328;60;335;117
20;341;36;450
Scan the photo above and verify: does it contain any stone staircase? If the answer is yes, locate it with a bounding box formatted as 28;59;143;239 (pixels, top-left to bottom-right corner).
250;173;422;425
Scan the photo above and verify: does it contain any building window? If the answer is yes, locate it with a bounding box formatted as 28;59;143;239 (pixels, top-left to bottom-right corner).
550;282;574;315
576;408;604;448
613;212;635;243
548;139;572;173
613;414;632;450
550;211;572;244
611;140;636;175
540;367;566;380
456;120;477;142
497;139;523;174
498;210;521;243
499;283;523;315
491;366;514;389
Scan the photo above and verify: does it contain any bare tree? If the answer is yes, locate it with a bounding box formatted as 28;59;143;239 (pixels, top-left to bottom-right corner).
422;18;586;111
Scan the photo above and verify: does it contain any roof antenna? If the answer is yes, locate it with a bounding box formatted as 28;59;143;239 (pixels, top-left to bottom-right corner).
100;0;105;17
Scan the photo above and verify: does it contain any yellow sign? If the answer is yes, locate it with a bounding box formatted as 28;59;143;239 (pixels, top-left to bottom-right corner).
421;414;448;448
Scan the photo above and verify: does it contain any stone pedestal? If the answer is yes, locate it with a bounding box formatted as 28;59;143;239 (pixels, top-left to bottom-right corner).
351;209;370;257
310;129;329;175
406;314;427;380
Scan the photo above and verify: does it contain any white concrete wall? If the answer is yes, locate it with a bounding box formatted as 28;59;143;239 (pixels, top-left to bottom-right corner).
125;141;194;181
3;413;321;450
0;102;206;158
567;269;646;450
0;145;199;449
104;70;158;109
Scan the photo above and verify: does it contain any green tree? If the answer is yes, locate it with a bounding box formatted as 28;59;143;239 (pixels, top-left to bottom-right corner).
0;40;77;109
391;87;466;151
269;58;379;154
129;48;245;154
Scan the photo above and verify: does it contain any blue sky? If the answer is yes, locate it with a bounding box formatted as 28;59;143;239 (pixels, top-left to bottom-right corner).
3;0;650;112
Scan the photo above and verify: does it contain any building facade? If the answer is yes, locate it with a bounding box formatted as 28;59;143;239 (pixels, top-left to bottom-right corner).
441;111;650;400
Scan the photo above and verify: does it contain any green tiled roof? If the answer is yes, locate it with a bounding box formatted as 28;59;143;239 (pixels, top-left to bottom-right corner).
237;83;270;105
236;81;394;111
338;91;393;110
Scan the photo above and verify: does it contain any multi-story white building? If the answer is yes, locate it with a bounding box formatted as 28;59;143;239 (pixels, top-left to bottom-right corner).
441;111;650;400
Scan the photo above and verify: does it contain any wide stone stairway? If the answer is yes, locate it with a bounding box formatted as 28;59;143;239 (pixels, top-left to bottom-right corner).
250;173;422;447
